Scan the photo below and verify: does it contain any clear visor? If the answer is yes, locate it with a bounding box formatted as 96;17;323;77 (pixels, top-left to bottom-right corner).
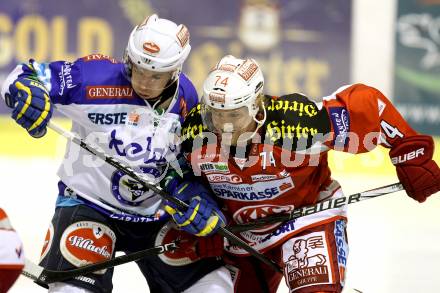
201;103;254;134
125;61;179;99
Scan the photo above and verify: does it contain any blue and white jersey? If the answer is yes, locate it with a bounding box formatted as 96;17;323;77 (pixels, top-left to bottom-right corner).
2;54;198;221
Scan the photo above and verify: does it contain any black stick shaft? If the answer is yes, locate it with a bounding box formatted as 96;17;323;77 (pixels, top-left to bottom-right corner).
23;242;178;285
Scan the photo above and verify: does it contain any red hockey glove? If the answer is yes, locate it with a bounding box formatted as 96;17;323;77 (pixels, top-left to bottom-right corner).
389;135;440;203
196;234;224;258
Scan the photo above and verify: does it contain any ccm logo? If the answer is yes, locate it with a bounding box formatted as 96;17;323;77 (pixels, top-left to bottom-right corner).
391;148;424;165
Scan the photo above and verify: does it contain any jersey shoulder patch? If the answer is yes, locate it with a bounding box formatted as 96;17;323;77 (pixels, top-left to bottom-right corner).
263;93;331;149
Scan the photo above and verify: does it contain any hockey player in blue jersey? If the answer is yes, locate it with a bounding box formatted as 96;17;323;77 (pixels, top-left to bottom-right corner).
1;14;230;293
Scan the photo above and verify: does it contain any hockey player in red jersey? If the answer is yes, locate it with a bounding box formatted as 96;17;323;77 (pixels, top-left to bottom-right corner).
0;208;24;293
175;55;440;292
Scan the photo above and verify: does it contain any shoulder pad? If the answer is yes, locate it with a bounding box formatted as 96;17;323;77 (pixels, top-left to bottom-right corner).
263;93;330;150
181;104;207;153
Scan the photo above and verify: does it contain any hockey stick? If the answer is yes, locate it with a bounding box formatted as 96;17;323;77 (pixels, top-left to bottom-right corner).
47;121;283;273
228;182;404;233
22;242;178;286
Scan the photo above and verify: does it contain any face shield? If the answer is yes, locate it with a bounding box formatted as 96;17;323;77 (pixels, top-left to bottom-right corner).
201;103;255;134
201;55;265;145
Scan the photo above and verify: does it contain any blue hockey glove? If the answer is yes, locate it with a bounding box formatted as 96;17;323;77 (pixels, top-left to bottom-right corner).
164;182;226;237
6;75;52;138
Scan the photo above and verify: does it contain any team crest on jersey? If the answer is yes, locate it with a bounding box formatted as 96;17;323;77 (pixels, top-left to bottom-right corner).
60;221;116;274
155;223;200;266
111;168;162;206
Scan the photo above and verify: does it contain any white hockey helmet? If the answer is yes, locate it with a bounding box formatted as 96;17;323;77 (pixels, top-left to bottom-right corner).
124;14;191;79
201;55;264;133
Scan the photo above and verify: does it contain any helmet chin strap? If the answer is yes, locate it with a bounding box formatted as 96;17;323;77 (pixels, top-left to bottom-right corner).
222;123;234;133
253;102;267;134
248;102;267;139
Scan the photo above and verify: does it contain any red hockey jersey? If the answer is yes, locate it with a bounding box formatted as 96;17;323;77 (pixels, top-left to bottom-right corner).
181;84;417;254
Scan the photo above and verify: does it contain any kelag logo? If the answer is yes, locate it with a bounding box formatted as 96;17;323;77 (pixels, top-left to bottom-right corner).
108;129;168;165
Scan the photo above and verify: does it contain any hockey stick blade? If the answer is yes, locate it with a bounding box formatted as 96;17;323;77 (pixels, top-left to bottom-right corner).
22;242;178;285
47;121;282;273
228;183;404;233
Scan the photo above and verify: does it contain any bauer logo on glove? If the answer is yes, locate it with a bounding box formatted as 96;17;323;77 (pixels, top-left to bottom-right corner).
7;76;53;138
390;135;440;203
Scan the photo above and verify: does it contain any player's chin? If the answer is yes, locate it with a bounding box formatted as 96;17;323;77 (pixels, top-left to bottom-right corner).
138;92;157;100
217;132;238;146
133;88;156;100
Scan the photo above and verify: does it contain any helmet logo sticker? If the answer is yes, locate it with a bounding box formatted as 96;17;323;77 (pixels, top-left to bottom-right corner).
209;92;226;104
143;41;160;54
218;63;238;72
176;25;190;48
237;59;258;81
